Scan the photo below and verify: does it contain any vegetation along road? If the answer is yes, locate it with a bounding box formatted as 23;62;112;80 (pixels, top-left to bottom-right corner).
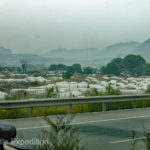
1;108;150;150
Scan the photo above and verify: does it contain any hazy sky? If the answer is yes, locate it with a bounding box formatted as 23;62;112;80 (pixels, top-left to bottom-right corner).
0;0;150;54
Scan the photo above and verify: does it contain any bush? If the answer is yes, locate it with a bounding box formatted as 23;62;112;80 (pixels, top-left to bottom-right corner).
0;86;8;92
129;129;150;150
100;62;121;76
63;71;73;79
83;67;93;74
34;116;87;150
46;87;58;98
129;131;138;150
145;85;150;94
85;88;103;97
105;83;122;95
0;109;29;119
5;92;46;100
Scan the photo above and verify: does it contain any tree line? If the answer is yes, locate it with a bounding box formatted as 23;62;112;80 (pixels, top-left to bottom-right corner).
49;54;150;77
49;63;96;79
1;54;150;78
100;54;150;77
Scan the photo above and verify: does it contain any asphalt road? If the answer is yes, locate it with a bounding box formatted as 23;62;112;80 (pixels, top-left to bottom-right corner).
1;108;150;150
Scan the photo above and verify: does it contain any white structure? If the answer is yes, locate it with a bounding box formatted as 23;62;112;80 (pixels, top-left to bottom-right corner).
0;91;7;100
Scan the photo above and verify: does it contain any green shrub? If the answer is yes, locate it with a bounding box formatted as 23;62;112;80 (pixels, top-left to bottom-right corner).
46;87;58;98
106;102;132;111
0;86;8;92
136;101;150;108
145;85;150;94
85;88;103;97
129;129;150;150
34;116;87;150
105;83;122;95
129;131;138;150
85;83;122;97
5;92;46;100
0;109;29;119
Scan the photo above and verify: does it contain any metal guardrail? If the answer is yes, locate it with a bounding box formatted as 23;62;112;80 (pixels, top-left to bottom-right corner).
1;94;150;117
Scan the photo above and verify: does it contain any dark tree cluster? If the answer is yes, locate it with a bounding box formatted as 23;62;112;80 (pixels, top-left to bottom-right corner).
0;66;21;73
49;63;96;79
100;54;150;77
49;64;67;71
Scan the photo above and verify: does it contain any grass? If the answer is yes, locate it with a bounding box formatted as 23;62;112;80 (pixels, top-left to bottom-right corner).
136;101;150;108
106;101;133;110
145;84;150;94
1;82;150;119
129;129;150;150
2;100;150;119
4;87;59;100
0;109;29;119
0;105;101;119
5;93;47;100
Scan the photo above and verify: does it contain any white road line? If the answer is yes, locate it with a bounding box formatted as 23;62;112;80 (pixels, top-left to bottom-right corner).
17;125;50;130
17;114;150;131
70;115;150;125
110;136;146;144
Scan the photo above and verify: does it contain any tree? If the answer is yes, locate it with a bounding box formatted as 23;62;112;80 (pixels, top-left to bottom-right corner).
105;83;122;95
111;58;123;69
49;64;67;71
100;66;107;75
83;67;93;74
62;66;75;79
100;54;148;77
122;55;146;76
100;62;121;76
143;64;150;76
111;58;122;64
72;63;82;73
67;66;75;73
57;64;67;71
63;71;73;79
20;59;29;73
49;64;57;71
0;66;3;71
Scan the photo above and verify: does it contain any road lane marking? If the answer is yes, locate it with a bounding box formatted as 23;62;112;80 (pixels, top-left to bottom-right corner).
110;136;146;144
17;125;50;130
17;114;150;131
70;114;150;125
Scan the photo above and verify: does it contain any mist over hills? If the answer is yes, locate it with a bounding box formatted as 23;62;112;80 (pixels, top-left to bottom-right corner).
134;39;150;53
45;41;141;67
0;38;150;67
0;46;55;66
0;46;12;55
133;39;150;60
47;41;139;58
101;41;139;58
47;48;101;59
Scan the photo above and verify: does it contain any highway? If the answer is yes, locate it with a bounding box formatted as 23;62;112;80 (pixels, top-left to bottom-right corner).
1;108;150;150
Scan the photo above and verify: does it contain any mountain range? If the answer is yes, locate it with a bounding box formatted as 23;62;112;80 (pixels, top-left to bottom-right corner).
0;38;150;67
133;39;150;59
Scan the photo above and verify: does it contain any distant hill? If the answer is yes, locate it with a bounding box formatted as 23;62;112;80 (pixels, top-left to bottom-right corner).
0;46;54;66
47;48;101;59
0;46;13;65
46;48;105;67
133;39;150;61
134;39;150;53
1;38;150;67
45;41;140;67
0;46;12;55
101;41;139;58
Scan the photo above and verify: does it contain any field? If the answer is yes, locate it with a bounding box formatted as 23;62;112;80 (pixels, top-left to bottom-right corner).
1;73;150;119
